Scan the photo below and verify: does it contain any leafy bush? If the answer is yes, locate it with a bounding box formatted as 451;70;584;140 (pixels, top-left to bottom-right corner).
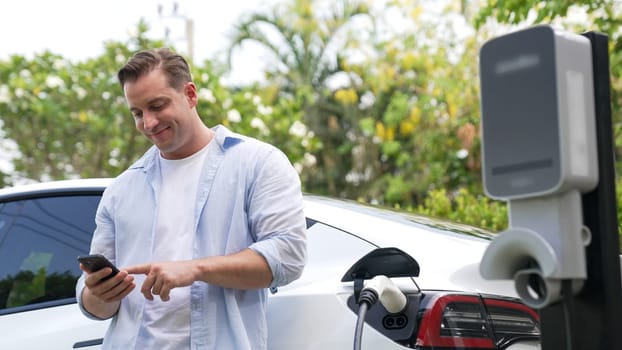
415;187;507;232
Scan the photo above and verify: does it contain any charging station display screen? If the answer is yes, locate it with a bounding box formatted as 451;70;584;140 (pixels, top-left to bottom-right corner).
480;26;561;198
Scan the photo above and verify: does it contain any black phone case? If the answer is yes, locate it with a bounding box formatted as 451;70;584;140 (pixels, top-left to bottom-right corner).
77;254;120;281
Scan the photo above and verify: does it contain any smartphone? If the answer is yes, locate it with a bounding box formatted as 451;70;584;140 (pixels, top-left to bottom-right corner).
77;254;120;281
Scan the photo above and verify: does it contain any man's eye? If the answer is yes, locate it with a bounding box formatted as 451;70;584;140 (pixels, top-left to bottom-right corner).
132;112;143;118
151;104;164;111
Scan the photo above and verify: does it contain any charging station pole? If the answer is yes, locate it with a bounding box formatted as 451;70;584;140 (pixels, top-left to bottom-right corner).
539;31;622;350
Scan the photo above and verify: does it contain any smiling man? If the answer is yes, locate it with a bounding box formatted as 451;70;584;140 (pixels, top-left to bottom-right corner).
75;48;307;350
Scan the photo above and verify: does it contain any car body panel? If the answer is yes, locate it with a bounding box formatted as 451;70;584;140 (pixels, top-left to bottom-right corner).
0;303;107;349
302;196;518;296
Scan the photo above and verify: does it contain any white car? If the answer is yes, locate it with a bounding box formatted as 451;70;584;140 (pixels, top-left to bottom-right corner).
0;179;540;349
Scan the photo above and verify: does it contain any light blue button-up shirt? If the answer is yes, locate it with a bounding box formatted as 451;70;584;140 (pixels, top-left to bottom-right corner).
76;125;307;350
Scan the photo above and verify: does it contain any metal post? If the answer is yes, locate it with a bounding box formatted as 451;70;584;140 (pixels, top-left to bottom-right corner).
540;31;622;350
157;2;194;61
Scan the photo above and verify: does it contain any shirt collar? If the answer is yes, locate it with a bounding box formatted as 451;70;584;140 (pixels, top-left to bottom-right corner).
128;124;245;172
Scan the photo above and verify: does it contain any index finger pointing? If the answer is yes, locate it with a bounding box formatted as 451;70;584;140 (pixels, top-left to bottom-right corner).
124;263;152;275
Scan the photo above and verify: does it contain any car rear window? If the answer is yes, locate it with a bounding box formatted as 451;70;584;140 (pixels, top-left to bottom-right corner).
0;195;100;313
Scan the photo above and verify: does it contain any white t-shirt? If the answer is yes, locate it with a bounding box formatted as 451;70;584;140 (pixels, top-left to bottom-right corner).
136;144;210;350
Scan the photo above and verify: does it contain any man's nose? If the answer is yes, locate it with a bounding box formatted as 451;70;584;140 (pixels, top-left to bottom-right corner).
142;111;159;130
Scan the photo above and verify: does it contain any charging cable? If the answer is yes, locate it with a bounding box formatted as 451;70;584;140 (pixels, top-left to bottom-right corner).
354;275;408;350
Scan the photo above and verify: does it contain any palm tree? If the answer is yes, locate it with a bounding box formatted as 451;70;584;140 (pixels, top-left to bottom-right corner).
227;0;371;196
228;0;368;92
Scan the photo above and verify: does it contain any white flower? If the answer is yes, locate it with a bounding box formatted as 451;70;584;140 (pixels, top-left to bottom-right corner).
359;91;376;109
53;59;66;70
102;91;111;100
258;105;272;115
115;54;127;64
457;149;469;159
19;69;32;79
199;88;216;103
293;162;303;174
74;86;87;100
250;117;267;131
46;76;65;89
227;109;242;123
0;85;10;103
289;121;307;138
303;152;317;167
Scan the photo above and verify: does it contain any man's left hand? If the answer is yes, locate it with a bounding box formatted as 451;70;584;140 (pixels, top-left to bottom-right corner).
125;261;197;301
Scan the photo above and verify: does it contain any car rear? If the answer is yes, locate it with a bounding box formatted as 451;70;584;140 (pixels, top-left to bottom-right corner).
294;196;541;349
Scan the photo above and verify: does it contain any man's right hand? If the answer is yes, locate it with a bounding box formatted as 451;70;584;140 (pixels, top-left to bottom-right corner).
80;264;136;318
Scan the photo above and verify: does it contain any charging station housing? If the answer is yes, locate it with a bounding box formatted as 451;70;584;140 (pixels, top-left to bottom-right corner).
480;25;598;200
479;25;598;309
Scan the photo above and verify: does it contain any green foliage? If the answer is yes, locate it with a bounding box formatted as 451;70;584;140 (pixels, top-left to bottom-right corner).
192;66;309;168
2;0;622;240
474;0;613;28
6;268;46;307
0;269;78;309
331;1;484;207
0;20;163;181
415;187;508;232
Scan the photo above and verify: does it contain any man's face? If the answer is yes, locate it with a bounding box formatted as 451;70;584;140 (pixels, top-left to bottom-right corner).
123;69;198;159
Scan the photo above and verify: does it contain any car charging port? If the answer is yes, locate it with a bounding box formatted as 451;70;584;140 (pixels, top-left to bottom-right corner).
347;290;421;347
383;314;408;330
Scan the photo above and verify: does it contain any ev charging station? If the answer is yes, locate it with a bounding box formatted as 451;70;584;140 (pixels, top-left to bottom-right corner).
479;25;622;349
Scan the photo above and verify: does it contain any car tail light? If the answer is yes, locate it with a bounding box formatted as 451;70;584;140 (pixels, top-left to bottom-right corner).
484;297;540;348
416;293;540;349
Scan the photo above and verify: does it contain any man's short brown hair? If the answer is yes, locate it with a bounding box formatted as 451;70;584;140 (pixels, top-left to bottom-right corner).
117;48;192;91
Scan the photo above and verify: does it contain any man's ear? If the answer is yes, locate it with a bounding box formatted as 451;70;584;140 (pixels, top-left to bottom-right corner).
184;82;198;108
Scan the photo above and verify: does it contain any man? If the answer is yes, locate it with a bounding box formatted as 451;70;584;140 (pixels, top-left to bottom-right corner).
75;48;307;350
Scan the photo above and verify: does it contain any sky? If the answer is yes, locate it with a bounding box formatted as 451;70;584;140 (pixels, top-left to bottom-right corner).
0;0;277;84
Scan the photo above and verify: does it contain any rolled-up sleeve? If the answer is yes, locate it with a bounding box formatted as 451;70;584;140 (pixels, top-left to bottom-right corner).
247;148;307;288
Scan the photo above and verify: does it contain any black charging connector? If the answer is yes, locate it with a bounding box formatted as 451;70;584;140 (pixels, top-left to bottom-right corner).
354;289;379;350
